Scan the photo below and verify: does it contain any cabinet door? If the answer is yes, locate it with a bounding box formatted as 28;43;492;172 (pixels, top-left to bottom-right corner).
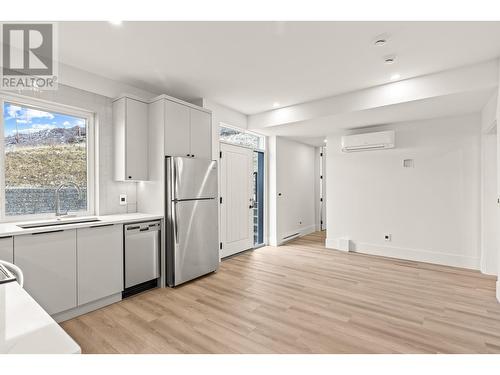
0;236;13;263
77;224;123;305
164;100;191;157
14;230;77;315
125;98;149;180
189;109;212;159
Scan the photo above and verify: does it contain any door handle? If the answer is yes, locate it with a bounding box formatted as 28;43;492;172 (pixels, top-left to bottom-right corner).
249;198;256;209
173;202;179;245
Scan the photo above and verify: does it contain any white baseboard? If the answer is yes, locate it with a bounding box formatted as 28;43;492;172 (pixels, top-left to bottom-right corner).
351;242;479;270
497;281;500;303
326;238;479;269
325;237;349;252
277;224;316;246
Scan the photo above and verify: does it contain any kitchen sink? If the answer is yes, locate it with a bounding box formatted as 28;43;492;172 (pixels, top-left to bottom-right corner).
17;217;101;229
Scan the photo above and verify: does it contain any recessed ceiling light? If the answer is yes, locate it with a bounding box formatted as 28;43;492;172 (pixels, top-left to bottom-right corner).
272;102;280;108
384;55;396;65
324;138;327;143
390;73;401;81
109;20;123;26
372;33;389;46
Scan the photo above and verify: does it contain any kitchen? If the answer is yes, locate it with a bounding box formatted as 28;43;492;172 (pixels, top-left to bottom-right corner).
2;7;500;375
0;88;220;352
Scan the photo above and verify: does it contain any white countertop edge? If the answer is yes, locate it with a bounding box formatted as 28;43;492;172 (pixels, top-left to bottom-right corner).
0;213;164;237
0;282;81;354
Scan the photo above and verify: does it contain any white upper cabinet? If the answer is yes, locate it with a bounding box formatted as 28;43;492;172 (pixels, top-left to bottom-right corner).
113;96;149;181
14;230;77;315
0;236;13;263
189;108;212;159
163;99;212;159
164;99;191;157
77;224;123;305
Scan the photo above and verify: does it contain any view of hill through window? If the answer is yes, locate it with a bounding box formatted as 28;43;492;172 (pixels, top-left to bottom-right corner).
3;102;88;216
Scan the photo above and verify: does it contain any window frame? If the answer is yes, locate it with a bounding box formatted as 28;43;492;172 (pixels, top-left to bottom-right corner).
219;122;266;152
0;92;96;222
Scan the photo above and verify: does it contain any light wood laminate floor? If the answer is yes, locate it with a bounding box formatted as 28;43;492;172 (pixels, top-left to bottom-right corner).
61;232;500;353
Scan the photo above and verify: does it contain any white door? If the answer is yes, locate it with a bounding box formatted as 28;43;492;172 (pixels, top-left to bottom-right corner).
220;143;254;258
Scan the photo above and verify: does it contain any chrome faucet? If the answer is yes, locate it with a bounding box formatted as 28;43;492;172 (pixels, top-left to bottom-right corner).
55;182;82;217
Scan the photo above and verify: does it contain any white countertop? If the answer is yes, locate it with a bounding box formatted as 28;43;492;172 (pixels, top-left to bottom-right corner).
0;212;163;237
0;281;81;354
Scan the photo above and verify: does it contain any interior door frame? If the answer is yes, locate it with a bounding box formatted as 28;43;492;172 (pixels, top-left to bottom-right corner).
219;142;255;258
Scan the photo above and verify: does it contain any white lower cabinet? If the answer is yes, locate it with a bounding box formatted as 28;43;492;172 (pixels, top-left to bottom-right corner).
0;236;13;263
14;230;77;315
77;224;123;305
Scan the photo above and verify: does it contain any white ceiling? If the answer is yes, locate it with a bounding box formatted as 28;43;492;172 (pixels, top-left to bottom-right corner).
58;21;500;115
280;88;496;146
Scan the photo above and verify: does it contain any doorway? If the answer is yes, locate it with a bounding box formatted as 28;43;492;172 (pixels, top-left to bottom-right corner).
220;143;255;258
320;146;326;231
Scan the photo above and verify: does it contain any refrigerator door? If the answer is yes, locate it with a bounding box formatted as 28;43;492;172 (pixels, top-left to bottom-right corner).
172;198;219;285
172;157;217;200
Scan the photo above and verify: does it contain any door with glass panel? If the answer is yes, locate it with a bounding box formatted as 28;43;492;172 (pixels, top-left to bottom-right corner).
220;143;254;258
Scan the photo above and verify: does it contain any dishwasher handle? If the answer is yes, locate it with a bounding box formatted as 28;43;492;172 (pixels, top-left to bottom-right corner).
125;221;161;234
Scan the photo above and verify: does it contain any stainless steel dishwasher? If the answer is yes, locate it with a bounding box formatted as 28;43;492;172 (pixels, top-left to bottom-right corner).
123;221;161;297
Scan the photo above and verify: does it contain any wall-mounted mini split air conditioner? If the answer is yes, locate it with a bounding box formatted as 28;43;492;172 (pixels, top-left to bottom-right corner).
341;130;395;152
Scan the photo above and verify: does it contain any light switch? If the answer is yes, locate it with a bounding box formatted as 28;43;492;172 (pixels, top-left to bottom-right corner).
119;194;127;206
403;159;414;168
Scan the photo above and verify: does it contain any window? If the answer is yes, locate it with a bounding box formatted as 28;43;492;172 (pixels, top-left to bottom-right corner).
1;96;94;220
253;151;264;246
219;124;264;150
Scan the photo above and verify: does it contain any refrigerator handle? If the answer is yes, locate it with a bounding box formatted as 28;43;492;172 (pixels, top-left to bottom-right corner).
173;201;179;245
172;158;177;198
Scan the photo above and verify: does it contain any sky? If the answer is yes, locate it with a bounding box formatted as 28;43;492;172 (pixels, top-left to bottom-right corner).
3;102;86;136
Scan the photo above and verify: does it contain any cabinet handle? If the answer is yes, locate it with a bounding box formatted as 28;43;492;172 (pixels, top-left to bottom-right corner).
0;235;13;239
31;229;64;235
126;225;140;231
186;154;190;157
191;154;195;158
89;223;114;228
128;176;132;179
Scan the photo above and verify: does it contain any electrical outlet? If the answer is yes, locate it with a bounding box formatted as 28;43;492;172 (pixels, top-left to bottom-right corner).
119;194;127;206
384;234;392;241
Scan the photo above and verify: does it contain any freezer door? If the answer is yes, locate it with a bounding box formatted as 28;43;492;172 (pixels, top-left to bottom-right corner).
172;198;219;285
171;157;217;200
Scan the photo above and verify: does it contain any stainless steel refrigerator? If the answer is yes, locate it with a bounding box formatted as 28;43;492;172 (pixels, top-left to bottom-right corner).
165;156;219;286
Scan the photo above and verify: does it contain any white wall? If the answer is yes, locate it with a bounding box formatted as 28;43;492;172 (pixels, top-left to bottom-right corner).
481;130;497;275
480;93;498;276
193;98;248;161
269;137;317;245
59;63;157;101
326;114;482;269
496;70;500;302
